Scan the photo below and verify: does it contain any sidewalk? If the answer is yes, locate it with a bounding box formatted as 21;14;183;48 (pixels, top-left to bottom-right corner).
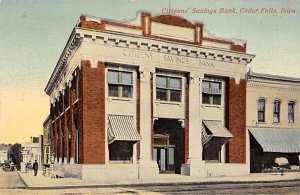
18;170;300;190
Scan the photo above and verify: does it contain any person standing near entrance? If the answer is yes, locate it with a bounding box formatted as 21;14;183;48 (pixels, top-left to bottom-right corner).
33;160;38;176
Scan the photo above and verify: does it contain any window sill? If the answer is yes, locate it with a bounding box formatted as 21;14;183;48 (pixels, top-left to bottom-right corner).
109;160;133;164
107;97;133;102
272;122;281;125
256;122;266;124
201;104;223;109
205;160;221;164
155;101;182;106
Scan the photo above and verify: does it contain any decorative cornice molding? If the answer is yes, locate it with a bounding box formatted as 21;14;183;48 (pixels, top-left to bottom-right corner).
248;83;300;92
45;29;83;95
76;27;254;63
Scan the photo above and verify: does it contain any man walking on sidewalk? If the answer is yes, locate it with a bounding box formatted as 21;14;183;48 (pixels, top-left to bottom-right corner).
33;160;38;176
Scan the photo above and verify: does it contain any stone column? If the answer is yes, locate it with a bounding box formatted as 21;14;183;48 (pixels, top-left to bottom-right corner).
138;67;159;179
181;73;206;177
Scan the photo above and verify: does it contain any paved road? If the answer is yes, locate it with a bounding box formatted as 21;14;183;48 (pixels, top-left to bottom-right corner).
0;169;26;189
131;180;300;194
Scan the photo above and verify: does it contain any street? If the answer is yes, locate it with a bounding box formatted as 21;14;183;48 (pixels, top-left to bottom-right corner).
0;169;300;194
0;168;26;189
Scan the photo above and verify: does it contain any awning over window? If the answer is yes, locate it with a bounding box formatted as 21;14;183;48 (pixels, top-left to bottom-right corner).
107;115;141;144
202;120;233;145
249;128;300;153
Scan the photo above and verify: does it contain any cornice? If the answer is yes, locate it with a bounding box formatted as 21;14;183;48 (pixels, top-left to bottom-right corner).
248;83;300;92
44;29;82;95
76;27;255;63
247;70;300;84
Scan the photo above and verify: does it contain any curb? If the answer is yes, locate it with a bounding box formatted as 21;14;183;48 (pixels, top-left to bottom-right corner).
17;171;29;189
20;177;300;190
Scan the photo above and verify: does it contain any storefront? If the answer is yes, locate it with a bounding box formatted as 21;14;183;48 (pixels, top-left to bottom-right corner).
247;71;300;173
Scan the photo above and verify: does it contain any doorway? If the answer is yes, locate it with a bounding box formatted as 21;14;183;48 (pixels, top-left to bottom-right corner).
153;119;183;174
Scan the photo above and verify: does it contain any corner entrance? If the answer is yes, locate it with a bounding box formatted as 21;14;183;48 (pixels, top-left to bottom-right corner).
153;119;183;174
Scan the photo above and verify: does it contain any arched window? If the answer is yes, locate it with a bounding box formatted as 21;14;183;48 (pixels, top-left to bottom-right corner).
273;100;281;123
257;99;265;122
288;101;295;123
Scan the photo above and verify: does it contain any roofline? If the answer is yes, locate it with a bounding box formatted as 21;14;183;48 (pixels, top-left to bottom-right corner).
247;70;300;83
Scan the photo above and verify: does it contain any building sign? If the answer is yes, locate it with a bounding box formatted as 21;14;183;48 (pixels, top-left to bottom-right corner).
122;49;153;59
122;49;214;68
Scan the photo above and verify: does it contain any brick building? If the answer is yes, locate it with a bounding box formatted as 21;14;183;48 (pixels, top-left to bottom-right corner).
44;12;254;180
42;115;52;167
247;71;300;173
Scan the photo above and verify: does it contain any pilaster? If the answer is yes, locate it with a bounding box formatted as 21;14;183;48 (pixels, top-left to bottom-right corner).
138;66;159;179
181;73;206;177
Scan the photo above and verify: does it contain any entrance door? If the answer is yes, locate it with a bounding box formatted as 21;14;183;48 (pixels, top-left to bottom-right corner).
154;146;175;173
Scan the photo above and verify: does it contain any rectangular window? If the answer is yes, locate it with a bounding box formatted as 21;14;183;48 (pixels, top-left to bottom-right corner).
156;75;182;102
257;99;265;122
202;78;222;105
108;70;133;98
109;141;133;162
288;102;295;123
273;101;281;123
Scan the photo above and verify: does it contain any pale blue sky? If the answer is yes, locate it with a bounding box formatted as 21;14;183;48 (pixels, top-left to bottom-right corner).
0;0;299;143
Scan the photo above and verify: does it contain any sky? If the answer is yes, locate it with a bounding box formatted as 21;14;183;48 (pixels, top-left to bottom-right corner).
0;0;299;144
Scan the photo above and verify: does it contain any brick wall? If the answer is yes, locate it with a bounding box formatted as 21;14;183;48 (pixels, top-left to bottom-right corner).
226;78;247;163
80;60;106;164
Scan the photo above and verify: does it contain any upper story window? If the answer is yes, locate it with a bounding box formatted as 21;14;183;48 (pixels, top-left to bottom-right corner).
257;99;265;122
273;100;281;123
108;70;133;98
202;77;222;105
288;101;295;123
156;75;182;102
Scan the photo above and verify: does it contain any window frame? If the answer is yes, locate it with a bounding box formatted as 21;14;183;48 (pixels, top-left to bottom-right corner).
202;77;222;106
155;74;182;103
107;70;133;99
288;101;295;123
273;100;281;123
257;99;266;122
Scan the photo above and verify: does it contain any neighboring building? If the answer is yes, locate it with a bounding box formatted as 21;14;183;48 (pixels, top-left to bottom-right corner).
42;115;52;167
0;144;12;165
247;70;300;173
21;136;42;169
44;12;254;180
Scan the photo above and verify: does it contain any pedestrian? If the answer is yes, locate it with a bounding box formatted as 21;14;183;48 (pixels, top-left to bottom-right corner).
33;160;38;176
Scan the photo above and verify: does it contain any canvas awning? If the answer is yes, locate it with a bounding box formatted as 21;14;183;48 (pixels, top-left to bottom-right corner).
202;120;233;145
107;115;141;144
249;128;300;153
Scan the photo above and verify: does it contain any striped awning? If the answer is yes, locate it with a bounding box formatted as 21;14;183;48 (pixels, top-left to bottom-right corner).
107;115;141;144
202;120;233;145
249;128;300;153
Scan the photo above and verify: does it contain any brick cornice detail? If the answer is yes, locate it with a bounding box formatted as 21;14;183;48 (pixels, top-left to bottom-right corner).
151;15;195;29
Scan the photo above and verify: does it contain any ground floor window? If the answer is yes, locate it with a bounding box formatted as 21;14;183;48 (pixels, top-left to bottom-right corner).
202;139;222;162
108;141;133;163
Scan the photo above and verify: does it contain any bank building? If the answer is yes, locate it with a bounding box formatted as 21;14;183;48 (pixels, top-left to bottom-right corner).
44;12;255;180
